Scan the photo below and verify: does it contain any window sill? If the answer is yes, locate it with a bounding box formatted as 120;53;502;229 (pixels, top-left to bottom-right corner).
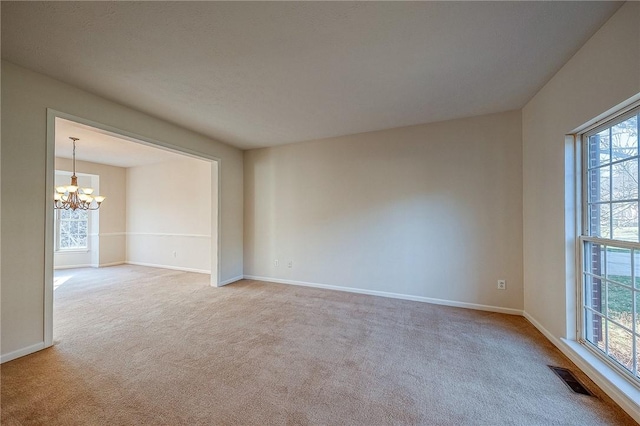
560;338;640;422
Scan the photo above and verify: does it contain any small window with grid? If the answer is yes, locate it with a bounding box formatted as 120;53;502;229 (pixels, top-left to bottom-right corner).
56;209;89;250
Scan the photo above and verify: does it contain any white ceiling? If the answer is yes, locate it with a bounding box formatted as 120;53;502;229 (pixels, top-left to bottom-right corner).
56;118;189;168
3;2;621;150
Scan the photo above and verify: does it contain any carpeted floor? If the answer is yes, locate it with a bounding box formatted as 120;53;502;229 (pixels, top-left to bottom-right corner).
1;265;636;425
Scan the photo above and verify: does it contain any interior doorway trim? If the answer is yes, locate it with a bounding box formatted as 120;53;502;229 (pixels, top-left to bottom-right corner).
45;108;222;347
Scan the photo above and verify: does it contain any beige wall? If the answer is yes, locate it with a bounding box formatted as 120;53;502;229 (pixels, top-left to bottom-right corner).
55;157;127;268
1;60;243;357
245;110;523;311
522;2;640;339
126;158;213;273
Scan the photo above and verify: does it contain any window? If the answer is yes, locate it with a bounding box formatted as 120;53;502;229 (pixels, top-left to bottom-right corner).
581;105;640;383
56;209;89;250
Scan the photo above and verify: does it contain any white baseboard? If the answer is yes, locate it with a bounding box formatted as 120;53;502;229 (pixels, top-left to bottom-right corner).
54;261;126;270
1;342;46;364
523;311;640;423
219;275;244;286
126;261;210;275
522;311;565;352
243;275;523;316
54;263;92;270
98;261;126;268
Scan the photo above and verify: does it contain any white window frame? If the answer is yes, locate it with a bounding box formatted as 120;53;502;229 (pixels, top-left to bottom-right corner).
55;208;90;253
578;103;640;388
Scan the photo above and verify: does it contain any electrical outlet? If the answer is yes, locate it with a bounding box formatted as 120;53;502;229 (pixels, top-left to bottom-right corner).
497;280;506;290
274;259;279;267
288;261;293;268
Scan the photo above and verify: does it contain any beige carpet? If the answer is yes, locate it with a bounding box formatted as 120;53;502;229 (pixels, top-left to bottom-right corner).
1;265;636;425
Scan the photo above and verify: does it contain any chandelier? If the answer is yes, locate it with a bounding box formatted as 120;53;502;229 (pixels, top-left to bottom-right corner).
54;137;106;211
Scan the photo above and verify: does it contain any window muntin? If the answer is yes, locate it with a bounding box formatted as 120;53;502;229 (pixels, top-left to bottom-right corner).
56;208;89;250
582;107;639;382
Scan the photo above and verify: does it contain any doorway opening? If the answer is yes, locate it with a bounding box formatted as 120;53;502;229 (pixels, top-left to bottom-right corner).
45;110;220;347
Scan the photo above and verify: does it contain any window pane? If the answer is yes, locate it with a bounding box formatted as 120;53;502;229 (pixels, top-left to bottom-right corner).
585;242;606;277
636;335;640;379
589;130;610;167
606;247;631;283
607;321;633;372
59;221;70;234
585;309;606;352
612;160;638;201
60;234;70;248
611;202;638;241
611;114;638;162
636;291;640;330
606;281;632;320
584;274;604;314
588;166;610;203
634;250;640;289
588;204;611;238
